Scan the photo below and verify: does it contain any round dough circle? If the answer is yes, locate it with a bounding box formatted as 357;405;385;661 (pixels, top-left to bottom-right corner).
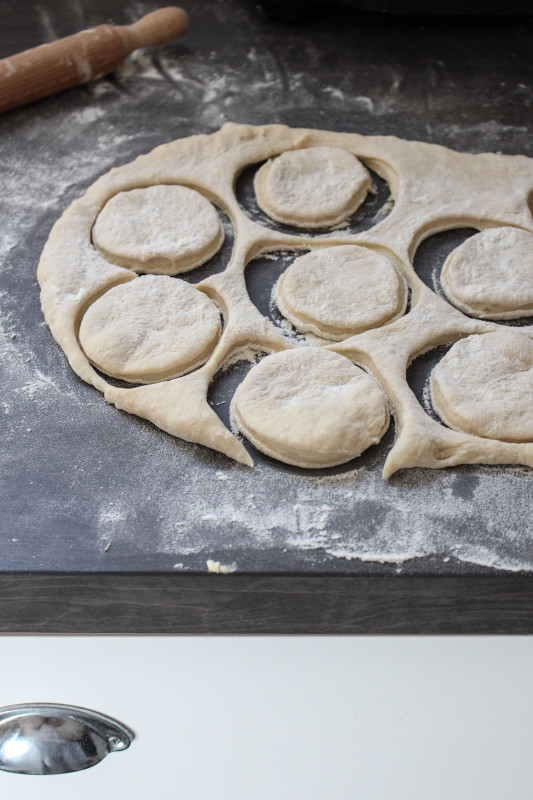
79;275;221;383
431;330;533;442
275;245;407;340
232;348;389;468
441;227;533;319
92;185;224;275
254;146;371;228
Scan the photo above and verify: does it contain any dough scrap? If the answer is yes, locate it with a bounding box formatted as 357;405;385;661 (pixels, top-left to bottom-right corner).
441;227;533;319
79;275;221;383
232;348;389;468
275;245;407;340
431;330;533;442
254;146;371;228
92;185;224;275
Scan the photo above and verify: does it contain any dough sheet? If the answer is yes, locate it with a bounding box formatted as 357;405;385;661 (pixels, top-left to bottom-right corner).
37;124;533;476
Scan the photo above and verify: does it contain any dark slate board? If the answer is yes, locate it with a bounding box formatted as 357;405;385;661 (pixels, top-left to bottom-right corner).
1;0;533;632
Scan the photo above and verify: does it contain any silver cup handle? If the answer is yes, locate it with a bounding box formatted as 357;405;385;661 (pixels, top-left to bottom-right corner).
0;703;134;775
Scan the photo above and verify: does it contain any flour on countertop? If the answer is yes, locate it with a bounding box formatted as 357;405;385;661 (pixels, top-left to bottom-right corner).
2;21;533;574
143;456;532;572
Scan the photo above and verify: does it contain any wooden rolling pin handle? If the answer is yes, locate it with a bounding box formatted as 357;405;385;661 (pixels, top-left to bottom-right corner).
116;7;189;50
0;7;189;114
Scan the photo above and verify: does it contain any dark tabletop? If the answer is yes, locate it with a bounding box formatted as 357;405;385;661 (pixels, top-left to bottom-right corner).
1;0;532;632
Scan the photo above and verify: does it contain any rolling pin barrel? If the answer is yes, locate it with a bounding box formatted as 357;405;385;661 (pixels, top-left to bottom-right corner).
0;7;189;114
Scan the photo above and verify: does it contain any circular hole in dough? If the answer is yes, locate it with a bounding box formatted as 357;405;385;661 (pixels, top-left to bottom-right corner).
92;185;224;275
232;348;389;468
254;147;371;228
79;275;221;383
274;245;407;340
441;227;533;319
430;330;533;442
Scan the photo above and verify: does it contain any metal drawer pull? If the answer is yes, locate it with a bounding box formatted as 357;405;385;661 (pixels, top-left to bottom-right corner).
0;703;133;775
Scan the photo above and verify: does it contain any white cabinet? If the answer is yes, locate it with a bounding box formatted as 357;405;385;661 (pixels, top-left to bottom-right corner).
0;636;532;799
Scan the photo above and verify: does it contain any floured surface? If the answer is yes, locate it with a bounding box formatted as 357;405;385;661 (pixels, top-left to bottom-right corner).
2;0;533;576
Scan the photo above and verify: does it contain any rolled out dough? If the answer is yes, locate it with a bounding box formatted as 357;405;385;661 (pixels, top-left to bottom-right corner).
37;123;533;475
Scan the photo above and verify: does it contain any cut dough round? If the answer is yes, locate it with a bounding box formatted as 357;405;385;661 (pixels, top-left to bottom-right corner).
92;185;224;275
431;330;533;442
441;227;533;319
275;245;407;340
254;146;371;228
232;348;389;468
79;275;221;383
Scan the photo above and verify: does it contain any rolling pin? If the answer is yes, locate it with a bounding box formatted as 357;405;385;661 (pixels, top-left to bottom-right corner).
0;6;189;114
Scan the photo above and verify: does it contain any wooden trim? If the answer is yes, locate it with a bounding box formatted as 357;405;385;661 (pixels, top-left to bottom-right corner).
0;573;531;634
